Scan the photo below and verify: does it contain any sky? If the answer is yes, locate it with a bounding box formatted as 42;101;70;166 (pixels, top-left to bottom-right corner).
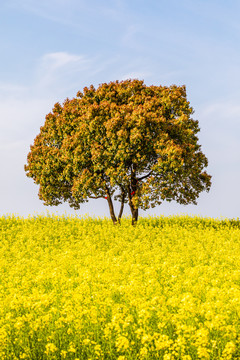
0;0;239;220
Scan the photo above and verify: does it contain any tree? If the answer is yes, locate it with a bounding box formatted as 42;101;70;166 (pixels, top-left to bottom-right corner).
25;79;211;225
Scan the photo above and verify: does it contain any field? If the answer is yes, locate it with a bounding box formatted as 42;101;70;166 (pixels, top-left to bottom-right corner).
0;215;240;360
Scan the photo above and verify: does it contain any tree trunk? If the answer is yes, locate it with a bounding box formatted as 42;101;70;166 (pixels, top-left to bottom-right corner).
105;187;117;224
128;166;139;225
128;192;139;225
117;190;125;224
131;207;138;225
107;197;117;224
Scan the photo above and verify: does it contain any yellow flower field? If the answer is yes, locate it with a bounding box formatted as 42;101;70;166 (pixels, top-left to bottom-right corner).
0;215;240;360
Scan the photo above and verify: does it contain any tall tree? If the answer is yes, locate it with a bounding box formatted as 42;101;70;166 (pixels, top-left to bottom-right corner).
25;79;211;224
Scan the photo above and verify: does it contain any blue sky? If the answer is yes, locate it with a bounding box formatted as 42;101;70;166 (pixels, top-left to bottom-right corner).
1;0;239;219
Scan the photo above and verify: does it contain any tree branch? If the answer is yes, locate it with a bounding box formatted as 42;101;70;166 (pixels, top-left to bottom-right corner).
137;171;152;181
89;195;104;199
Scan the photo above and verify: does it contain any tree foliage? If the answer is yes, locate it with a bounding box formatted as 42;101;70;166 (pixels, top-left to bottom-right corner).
25;79;211;224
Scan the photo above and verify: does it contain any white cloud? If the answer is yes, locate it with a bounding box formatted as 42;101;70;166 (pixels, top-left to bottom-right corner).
200;101;240;118
7;0;80;25
40;52;86;71
35;51;94;95
0;52;90;143
7;0;126;32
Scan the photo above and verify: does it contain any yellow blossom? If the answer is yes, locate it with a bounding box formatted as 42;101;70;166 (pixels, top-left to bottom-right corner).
1;215;240;359
45;343;58;354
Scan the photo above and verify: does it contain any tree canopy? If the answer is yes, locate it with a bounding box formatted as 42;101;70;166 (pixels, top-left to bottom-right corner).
25;79;211;224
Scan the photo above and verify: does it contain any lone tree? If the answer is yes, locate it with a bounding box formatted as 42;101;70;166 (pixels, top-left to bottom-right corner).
25;79;211;225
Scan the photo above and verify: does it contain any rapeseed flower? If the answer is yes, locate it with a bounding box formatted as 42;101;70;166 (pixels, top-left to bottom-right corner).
0;214;240;359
